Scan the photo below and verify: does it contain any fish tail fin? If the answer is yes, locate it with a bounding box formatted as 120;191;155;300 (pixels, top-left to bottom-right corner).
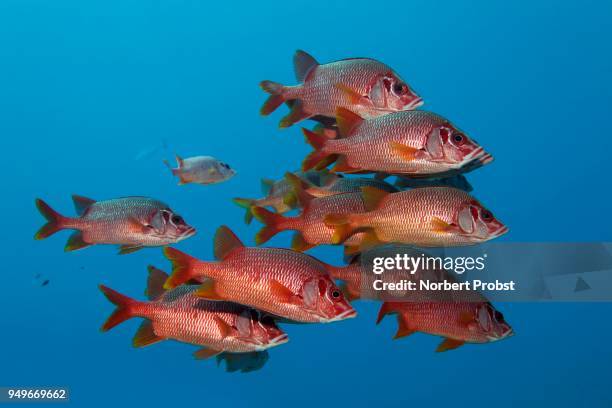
99;284;140;331
302;128;335;171
162;159;178;176
232;197;255;224
260;80;286;116
163;247;205;289
34;198;68;240
252;206;293;245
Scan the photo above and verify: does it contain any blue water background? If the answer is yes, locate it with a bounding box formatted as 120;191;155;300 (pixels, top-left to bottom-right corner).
1;0;611;406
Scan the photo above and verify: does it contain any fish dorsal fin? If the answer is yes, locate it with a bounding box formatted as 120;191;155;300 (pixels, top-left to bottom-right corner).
175;154;184;168
72;194;96;216
336;107;364;137
260;178;275;195
284;172;315;209
293;50;319;82
146;265;169;300
360;186;389;211
213;226;244;260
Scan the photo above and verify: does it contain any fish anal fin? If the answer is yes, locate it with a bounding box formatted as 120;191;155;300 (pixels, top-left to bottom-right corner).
291;232;314;252
360;186;390;211
195;280;224;300
118;245;144;255
133;320;164;348
279;99;310;128
194;347;223;360
64;231;91;252
214;226;244;260
394;314;416;340
332;155;359;173
436;338;466;352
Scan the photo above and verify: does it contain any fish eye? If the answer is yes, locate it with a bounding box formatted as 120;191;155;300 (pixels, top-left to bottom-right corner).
480;209;493;222
171;215;184;225
494;311;504;322
453;133;465;143
392;82;407;96
330;287;342;300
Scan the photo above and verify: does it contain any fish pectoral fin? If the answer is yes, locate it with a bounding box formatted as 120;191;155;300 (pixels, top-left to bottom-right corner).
436;338;466;352
334;84;369;106
213;315;234;339
431;217;456;233
132;320;164;348
64;231;91;252
194;279;224;300
458;311;475;325
118;245;144;255
270;279;297;304
390;142;420;162
127;217;149;234
193;347;223;360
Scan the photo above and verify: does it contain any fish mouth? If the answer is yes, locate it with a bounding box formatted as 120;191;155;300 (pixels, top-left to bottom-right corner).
477;153;494;165
326;308;358;323
491;225;509;238
403;97;424;110
465;146;485;161
180;227;197;240
269;333;289;347
487;328;514;342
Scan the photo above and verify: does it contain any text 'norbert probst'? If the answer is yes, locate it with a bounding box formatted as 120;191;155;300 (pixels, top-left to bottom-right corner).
370;255;516;292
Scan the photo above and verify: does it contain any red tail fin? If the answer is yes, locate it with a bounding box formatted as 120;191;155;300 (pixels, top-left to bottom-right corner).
34;198;66;240
252;206;293;245
302;128;336;171
99;285;138;331
163;247;207;289
260;81;286;116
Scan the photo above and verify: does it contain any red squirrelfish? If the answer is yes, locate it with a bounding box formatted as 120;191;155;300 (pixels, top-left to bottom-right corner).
303;108;490;176
260;50;422;128
35;195;195;254
232;170;331;224
99;266;288;368
162;226;356;324
252;184;368;252
325;187;508;248
377;301;514;352
284;171;398;199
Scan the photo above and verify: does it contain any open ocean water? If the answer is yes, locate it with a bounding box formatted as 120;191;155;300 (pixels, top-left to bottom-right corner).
1;0;611;406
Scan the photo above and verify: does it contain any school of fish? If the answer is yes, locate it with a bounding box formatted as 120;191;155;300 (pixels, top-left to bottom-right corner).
35;49;512;373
